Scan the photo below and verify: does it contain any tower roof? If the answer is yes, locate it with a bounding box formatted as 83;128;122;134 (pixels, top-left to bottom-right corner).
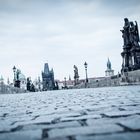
19;73;26;80
44;63;49;74
107;58;112;70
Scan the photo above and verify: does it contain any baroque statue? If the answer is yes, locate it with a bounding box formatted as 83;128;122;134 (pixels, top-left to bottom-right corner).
121;18;139;47
121;18;140;73
73;65;79;85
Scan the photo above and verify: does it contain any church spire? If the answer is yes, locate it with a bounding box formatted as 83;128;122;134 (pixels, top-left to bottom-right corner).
69;75;71;81
105;58;114;77
107;58;111;70
44;63;49;74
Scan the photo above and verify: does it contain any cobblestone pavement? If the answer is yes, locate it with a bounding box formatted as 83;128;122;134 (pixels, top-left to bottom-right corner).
0;86;140;140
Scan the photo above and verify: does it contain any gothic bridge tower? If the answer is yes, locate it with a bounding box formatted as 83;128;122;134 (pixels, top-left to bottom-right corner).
42;63;55;91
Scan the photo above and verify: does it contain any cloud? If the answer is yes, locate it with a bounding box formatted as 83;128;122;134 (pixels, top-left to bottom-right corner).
0;0;140;82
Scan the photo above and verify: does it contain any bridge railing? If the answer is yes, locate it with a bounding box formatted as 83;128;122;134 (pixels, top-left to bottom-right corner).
0;84;26;94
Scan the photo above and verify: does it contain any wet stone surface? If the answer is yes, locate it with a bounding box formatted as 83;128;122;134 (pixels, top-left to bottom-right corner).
0;86;140;140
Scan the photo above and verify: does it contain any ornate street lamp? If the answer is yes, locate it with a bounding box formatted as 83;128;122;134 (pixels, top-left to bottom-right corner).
12;66;21;88
16;69;21;88
84;62;88;86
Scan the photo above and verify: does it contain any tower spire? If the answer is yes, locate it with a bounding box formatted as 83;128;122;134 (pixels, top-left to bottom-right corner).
107;58;111;70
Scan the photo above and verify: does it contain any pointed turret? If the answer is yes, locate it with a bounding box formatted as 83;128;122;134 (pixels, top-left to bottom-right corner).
69;75;71;81
44;63;49;74
107;58;111;70
105;58;114;77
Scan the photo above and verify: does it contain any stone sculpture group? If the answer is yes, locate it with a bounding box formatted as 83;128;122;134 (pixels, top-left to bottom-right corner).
121;18;140;72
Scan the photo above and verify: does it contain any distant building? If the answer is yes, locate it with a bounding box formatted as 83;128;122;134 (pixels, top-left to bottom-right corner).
13;68;26;90
66;79;75;88
13;66;26;89
18;70;26;90
42;63;55;90
57;79;74;89
105;58;114;77
0;76;4;85
57;80;64;89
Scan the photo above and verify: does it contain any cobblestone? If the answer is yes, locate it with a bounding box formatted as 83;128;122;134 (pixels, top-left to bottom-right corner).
22;121;81;131
0;86;140;140
75;132;140;140
47;124;123;138
86;115;140;126
61;114;101;122
119;115;140;130
0;130;42;140
103;110;140;118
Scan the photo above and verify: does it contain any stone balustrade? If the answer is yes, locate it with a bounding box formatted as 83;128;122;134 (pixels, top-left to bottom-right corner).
0;84;26;94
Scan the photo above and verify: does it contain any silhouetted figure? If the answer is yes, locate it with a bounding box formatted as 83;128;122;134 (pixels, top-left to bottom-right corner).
74;65;79;85
27;77;31;91
30;83;35;92
129;21;139;47
121;18;130;46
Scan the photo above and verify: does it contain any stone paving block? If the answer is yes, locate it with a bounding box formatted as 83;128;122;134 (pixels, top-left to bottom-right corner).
12;115;57;127
61;114;101;122
103;110;140;118
32;116;59;124
9;120;50;130
85;104;111;112
86;115;140;126
86;107;120;115
43;137;69;140
47;124;123;138
86;118;119;126
22;121;81;130
50;112;82;119
119;115;140;130
3;115;34;126
119;105;140;111
75;132;140;140
0;121;12;132
0;130;42;140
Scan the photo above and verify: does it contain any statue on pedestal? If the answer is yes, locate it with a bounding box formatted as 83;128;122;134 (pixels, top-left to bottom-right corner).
74;65;79;86
121;18;140;72
121;18;130;46
129;21;139;47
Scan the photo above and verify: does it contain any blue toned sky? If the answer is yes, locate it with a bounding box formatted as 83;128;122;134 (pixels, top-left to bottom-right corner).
0;0;140;82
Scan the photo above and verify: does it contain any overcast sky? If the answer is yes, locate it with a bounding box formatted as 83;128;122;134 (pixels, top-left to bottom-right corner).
0;0;140;82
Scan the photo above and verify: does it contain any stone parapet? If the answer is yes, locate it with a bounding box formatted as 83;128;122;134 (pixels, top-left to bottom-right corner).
74;70;140;89
126;70;140;83
0;84;26;94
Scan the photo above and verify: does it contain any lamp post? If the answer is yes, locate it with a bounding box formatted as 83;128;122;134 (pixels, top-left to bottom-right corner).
16;69;20;88
84;62;88;87
13;66;16;87
12;66;20;88
64;77;67;89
